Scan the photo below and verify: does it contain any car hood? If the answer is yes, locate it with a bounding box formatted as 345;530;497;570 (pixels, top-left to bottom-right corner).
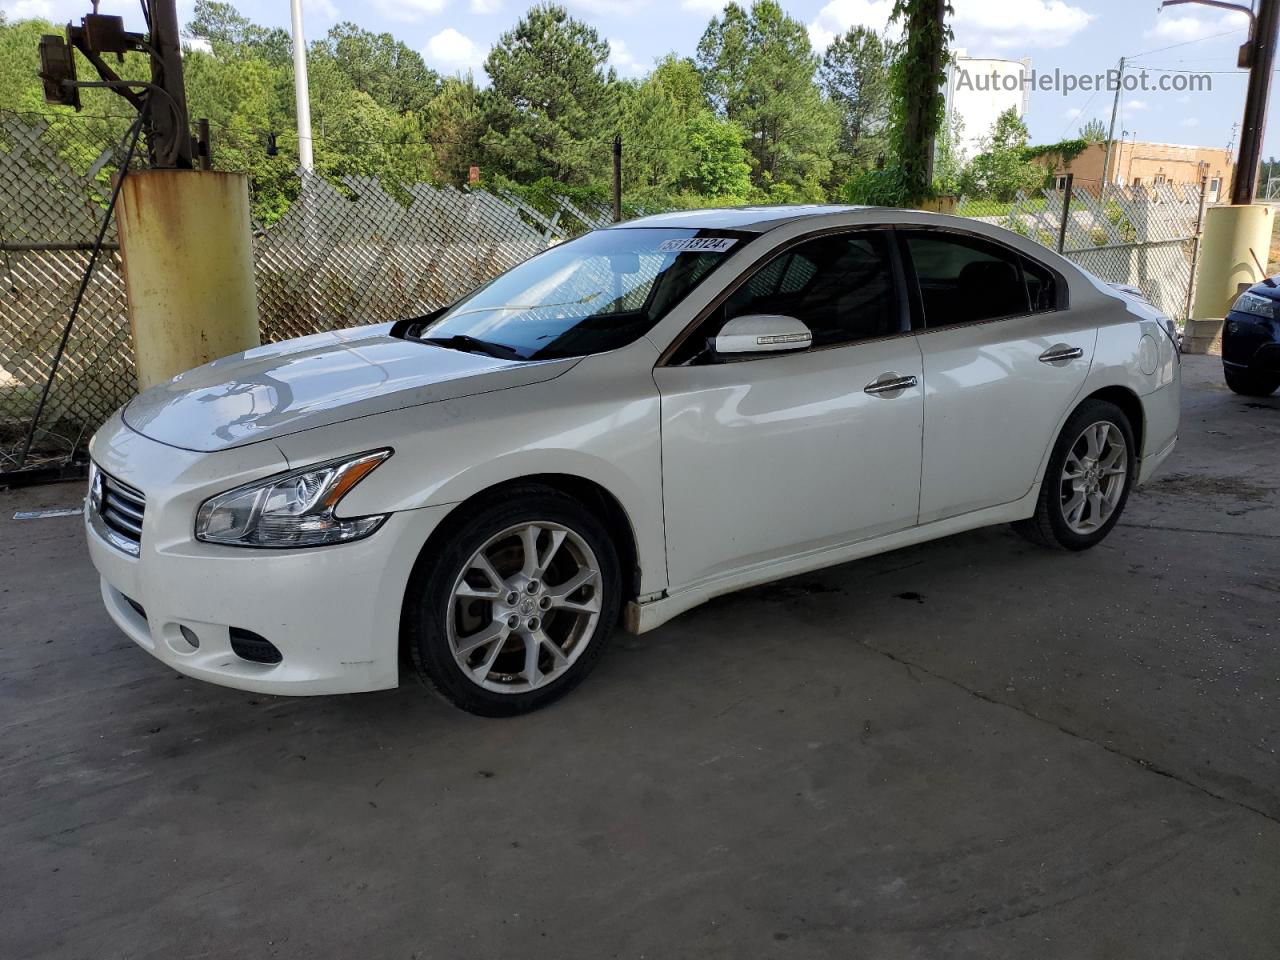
122;323;577;452
1243;277;1280;301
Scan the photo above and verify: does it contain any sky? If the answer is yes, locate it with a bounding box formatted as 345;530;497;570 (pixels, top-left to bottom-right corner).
2;0;1274;156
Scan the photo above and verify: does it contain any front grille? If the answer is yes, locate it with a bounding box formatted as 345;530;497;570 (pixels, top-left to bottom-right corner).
93;466;146;554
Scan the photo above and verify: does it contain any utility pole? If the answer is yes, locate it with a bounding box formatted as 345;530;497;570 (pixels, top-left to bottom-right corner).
147;0;192;168
1233;0;1279;202
290;0;314;172
1100;56;1124;199
35;0;261;391
612;135;622;222
1161;0;1274;203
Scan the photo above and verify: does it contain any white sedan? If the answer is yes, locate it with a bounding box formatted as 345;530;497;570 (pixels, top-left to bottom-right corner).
86;205;1181;715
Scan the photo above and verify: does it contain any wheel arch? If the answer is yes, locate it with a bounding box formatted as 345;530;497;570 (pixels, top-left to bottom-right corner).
1028;382;1147;507
399;474;643;655
1080;384;1145;455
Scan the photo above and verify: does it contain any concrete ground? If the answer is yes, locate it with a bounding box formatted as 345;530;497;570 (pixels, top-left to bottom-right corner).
2;354;1277;959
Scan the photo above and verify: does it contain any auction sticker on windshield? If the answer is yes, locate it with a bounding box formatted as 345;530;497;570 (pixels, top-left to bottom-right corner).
657;237;739;253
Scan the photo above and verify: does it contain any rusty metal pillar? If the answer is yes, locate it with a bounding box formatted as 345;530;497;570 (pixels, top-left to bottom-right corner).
116;170;261;389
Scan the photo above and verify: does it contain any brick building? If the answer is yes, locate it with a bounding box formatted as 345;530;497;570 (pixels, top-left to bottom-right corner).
1036;140;1234;201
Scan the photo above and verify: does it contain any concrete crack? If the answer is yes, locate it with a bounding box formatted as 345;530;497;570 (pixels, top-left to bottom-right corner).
1119;521;1280;540
855;638;1280;829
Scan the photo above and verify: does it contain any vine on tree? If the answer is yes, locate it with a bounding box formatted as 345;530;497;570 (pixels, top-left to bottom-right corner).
845;0;953;207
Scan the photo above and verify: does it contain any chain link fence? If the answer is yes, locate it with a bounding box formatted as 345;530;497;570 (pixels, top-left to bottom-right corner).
0;110;143;470
1;109;1208;475
0;110;613;471
960;179;1205;323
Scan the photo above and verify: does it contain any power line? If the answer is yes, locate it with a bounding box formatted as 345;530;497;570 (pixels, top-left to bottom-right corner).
1126;27;1247;61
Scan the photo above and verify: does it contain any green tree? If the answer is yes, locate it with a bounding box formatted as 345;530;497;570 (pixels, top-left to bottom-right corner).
185;0;291;64
1078;117;1107;143
619;74;688;198
425;73;487;185
696;0;838;198
650;54;707;116
482;4;617;185
819;26;893;177
618;64;751;205
959;107;1042;201
682;110;751;198
314;23;439;116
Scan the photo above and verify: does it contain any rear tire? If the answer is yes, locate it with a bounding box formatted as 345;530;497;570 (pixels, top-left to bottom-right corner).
1014;398;1137;551
404;486;620;717
1224;365;1280;397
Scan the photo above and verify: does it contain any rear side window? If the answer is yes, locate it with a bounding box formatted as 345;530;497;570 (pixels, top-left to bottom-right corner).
902;232;1059;327
1020;255;1059;312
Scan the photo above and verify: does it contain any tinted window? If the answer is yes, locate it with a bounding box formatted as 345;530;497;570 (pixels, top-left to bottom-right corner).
680;231;898;362
904;233;1035;327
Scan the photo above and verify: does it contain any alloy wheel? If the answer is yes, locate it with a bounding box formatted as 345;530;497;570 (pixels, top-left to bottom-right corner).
1059;421;1128;535
447;522;603;694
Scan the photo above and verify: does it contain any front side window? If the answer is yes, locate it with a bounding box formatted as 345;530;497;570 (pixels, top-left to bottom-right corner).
416;228;741;360
672;230;899;363
902;232;1059;327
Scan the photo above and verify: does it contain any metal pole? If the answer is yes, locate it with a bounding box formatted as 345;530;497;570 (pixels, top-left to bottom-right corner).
147;0;193;168
1056;173;1074;254
290;0;314;171
1233;0;1280;203
612;134;622;222
1184;176;1210;321
1100;57;1124;202
197;117;211;170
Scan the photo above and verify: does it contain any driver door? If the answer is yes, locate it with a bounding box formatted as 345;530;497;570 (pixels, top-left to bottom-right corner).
653;229;925;590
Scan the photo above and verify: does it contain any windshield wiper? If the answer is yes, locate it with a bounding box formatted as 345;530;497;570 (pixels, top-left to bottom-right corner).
418;334;523;360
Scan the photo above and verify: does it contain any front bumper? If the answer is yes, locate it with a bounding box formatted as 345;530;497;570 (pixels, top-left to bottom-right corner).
86;417;451;695
1223;312;1280;372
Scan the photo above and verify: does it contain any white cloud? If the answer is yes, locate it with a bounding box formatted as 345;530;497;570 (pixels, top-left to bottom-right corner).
1181;116;1200;127
425;27;485;71
682;0;726;12
807;0;895;54
610;38;645;77
953;0;1092;51
471;0;501;12
1064;107;1082;120
374;0;445;22
0;0;56;19
1128;98;1149;111
1144;10;1249;43
183;36;214;55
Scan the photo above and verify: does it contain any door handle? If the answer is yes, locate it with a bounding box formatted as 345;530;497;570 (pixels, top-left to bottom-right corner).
863;374;919;397
1039;345;1083;364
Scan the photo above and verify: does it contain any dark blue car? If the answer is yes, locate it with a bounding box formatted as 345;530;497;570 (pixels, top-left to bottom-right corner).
1225;282;1280;396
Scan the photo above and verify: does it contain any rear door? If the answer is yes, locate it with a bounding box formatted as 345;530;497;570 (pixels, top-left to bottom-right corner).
900;230;1097;524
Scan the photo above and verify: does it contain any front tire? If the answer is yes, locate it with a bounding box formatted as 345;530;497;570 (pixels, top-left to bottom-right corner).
405;487;621;716
1014;399;1137;551
1224;365;1280;397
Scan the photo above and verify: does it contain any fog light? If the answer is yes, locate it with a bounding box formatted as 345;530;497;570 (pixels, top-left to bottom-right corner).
179;625;200;650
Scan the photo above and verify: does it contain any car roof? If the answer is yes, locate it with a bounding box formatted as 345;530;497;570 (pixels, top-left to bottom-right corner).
611;204;878;233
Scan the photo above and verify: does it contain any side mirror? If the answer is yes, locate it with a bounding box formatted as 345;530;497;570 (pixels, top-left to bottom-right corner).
713;314;812;355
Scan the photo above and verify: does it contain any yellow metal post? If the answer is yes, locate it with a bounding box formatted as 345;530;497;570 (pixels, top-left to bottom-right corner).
117;169;261;389
1190;204;1273;322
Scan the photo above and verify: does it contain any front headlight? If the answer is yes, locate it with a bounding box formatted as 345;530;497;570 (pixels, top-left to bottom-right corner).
1231;292;1276;319
196;449;392;548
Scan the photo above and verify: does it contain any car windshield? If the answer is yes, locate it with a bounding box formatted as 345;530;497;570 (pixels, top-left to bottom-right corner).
417;227;744;360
